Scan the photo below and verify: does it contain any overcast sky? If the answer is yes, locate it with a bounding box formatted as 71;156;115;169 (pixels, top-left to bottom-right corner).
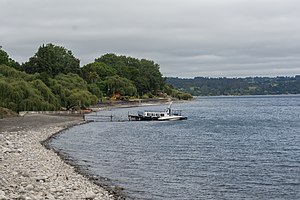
1;0;300;78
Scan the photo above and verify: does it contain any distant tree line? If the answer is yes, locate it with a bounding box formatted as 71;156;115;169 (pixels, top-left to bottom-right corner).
0;44;192;112
166;76;300;96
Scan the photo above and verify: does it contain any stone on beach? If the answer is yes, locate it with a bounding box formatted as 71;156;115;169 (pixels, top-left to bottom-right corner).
0;114;113;200
0;195;7;200
85;191;97;199
0;190;7;200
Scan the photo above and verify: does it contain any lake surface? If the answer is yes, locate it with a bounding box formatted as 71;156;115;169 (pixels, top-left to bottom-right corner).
50;95;300;200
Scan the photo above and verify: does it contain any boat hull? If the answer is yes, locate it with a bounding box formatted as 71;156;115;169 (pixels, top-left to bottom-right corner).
158;116;187;121
128;115;187;121
128;115;159;121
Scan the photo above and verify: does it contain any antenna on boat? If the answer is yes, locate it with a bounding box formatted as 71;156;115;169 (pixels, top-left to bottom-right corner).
166;101;173;114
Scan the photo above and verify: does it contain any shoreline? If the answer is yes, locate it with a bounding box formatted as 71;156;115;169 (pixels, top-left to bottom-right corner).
0;100;190;199
42;100;177;199
42;121;127;199
0;114;114;200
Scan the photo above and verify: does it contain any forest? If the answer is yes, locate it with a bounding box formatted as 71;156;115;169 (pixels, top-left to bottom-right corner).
166;76;300;96
0;44;192;113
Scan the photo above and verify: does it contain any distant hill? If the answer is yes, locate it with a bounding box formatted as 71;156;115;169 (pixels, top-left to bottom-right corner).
166;76;300;96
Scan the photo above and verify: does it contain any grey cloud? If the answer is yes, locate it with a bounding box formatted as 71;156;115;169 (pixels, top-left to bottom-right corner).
1;0;300;77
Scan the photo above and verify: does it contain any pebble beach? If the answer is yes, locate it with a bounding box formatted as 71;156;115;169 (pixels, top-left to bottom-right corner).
0;114;114;200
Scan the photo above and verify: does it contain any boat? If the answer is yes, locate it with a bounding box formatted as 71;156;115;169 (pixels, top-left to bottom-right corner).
128;102;187;121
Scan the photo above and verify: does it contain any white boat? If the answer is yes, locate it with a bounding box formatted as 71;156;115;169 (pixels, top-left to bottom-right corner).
128;102;187;121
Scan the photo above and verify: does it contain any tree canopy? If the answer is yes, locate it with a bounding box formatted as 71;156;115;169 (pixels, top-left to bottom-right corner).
0;45;191;113
0;65;59;112
0;48;20;69
104;75;137;97
81;61;116;83
22;43;80;77
95;54;164;95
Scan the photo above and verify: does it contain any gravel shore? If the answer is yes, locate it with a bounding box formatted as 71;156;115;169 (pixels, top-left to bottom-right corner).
0;114;114;200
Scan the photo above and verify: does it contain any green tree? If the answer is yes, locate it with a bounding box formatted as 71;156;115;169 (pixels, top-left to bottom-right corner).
66;90;98;109
22;43;80;77
48;73;98;110
31;79;59;107
95;53;165;96
81;61;116;83
88;83;103;98
139;59;164;94
0;77;58;112
0;49;21;69
0;49;10;65
54;73;88;90
104;75;137;96
0;64;27;79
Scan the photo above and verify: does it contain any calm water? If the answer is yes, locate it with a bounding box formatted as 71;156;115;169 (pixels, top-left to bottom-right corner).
50;95;300;200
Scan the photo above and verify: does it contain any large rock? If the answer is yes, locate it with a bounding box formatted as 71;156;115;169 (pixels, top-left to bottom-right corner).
0;195;7;200
0;190;7;200
25;184;34;191
85;191;96;199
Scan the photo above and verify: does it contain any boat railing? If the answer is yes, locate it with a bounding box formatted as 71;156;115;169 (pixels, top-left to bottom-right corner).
142;109;183;116
143;110;167;112
171;109;182;116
